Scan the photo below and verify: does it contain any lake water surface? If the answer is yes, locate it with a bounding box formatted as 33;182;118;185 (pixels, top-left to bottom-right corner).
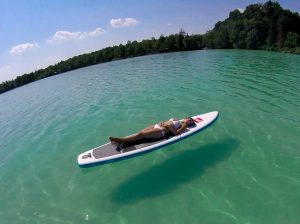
0;50;299;224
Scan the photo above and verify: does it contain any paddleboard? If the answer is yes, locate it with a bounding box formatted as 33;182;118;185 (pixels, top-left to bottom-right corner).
77;111;219;167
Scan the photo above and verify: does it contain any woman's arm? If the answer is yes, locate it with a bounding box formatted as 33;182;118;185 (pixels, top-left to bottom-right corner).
161;122;187;136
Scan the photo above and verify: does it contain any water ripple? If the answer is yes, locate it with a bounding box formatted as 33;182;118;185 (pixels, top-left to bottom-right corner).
0;50;300;223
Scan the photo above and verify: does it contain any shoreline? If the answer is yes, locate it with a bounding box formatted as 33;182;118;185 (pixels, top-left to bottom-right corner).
0;47;299;95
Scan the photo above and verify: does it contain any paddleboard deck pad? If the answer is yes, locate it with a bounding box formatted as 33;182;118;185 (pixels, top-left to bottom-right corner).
77;111;219;167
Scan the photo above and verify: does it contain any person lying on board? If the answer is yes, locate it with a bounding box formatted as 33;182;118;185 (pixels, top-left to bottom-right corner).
109;117;195;151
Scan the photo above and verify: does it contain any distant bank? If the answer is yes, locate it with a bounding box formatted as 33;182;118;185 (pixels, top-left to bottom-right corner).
1;1;299;94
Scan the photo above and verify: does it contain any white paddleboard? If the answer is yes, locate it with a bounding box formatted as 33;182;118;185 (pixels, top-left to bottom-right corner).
77;111;219;167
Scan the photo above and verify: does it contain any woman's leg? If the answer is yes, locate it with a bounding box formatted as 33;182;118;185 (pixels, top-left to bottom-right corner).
110;126;164;144
140;125;155;132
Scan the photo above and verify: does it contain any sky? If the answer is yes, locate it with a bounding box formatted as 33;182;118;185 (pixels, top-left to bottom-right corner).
1;0;299;82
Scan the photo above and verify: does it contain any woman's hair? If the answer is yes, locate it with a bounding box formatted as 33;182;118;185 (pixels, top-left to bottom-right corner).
186;117;196;126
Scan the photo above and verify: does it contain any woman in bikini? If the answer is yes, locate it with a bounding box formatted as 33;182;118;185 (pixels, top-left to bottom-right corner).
109;117;195;145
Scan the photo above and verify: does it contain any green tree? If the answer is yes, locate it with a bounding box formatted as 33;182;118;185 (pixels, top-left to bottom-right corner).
165;34;177;51
176;28;187;50
284;32;299;48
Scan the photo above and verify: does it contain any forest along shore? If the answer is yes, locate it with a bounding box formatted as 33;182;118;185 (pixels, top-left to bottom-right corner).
1;1;299;94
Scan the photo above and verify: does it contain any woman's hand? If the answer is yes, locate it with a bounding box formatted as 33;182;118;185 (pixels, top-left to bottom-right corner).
163;121;187;136
159;121;167;127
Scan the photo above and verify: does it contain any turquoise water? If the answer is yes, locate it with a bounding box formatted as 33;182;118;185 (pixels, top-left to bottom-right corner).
0;50;300;224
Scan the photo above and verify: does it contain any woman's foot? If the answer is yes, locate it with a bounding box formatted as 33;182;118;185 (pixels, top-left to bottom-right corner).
109;137;122;144
110;137;125;153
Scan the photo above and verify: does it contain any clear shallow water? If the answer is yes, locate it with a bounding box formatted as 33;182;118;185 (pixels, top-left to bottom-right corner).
0;50;299;224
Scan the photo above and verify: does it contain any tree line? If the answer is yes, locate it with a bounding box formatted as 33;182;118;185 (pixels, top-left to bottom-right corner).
1;1;299;94
204;1;300;51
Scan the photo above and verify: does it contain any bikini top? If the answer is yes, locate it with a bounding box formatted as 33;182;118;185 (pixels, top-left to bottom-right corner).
169;118;181;129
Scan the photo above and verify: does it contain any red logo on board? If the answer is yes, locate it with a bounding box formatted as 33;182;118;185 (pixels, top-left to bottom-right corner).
193;117;203;123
